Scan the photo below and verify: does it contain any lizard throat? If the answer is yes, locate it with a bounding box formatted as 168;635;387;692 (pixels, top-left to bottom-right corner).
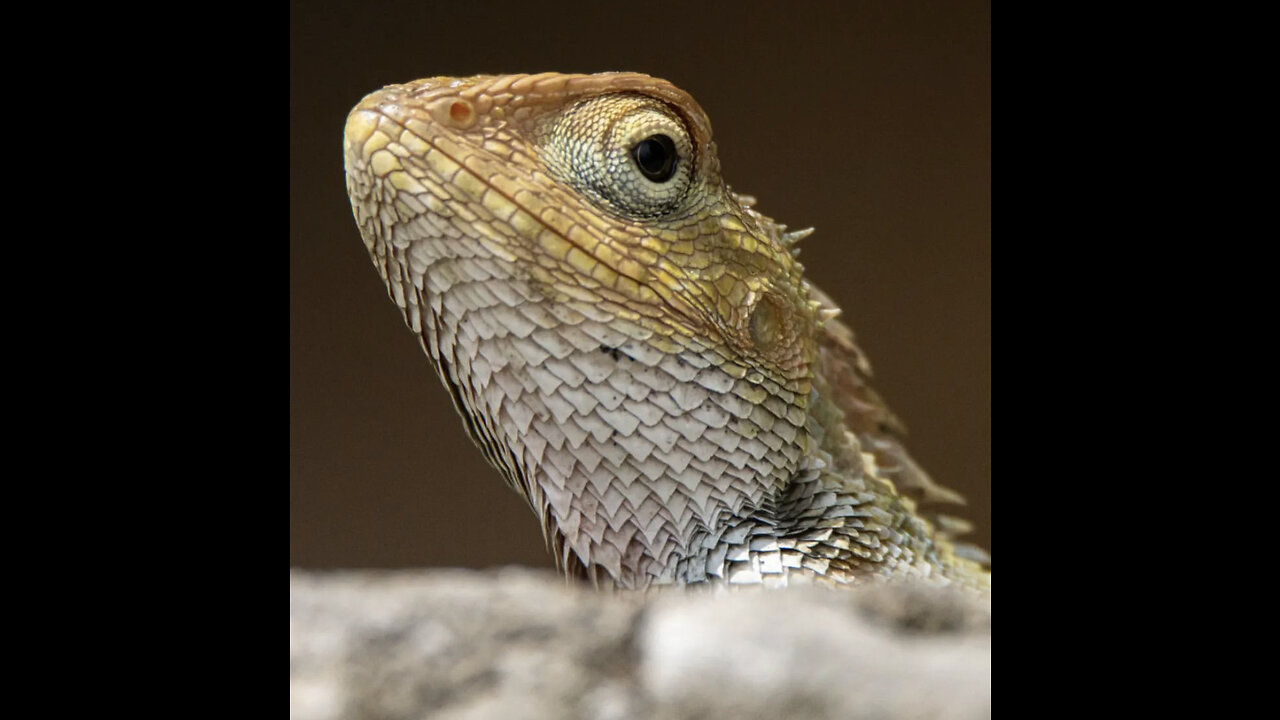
402;240;812;587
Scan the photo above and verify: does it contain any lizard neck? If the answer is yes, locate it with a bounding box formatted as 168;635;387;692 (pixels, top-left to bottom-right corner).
405;242;813;588
394;237;980;591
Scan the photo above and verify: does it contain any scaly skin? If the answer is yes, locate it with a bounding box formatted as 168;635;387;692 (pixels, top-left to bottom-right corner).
343;72;989;592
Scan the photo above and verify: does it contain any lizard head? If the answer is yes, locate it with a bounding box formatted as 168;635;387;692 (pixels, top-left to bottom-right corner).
344;73;831;587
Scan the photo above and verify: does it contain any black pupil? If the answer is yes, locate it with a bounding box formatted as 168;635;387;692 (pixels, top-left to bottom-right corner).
632;134;677;182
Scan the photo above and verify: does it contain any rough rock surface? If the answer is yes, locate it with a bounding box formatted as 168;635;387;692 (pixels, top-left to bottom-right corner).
290;568;990;720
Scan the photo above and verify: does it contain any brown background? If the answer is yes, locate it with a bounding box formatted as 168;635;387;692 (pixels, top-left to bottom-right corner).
290;1;990;569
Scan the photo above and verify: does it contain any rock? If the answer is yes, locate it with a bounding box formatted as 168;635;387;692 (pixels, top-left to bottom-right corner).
290;568;990;720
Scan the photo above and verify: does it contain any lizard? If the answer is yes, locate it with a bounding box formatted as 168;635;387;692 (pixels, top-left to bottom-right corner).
342;72;990;592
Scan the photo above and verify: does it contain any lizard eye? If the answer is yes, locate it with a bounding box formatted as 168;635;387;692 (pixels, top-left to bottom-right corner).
631;134;677;182
540;94;694;219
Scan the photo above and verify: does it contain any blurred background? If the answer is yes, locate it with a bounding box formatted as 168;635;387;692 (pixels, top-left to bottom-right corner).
290;0;990;569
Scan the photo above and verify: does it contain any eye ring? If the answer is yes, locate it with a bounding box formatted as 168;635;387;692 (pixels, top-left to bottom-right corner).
631;134;678;183
540;94;694;219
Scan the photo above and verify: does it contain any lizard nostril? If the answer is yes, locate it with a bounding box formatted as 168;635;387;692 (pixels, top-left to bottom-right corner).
427;97;477;128
449;101;473;125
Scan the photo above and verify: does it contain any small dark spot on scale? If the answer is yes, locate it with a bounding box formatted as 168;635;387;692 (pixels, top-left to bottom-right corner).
598;344;634;362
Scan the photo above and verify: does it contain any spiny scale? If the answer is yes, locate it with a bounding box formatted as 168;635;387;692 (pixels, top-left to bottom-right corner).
343;72;989;592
